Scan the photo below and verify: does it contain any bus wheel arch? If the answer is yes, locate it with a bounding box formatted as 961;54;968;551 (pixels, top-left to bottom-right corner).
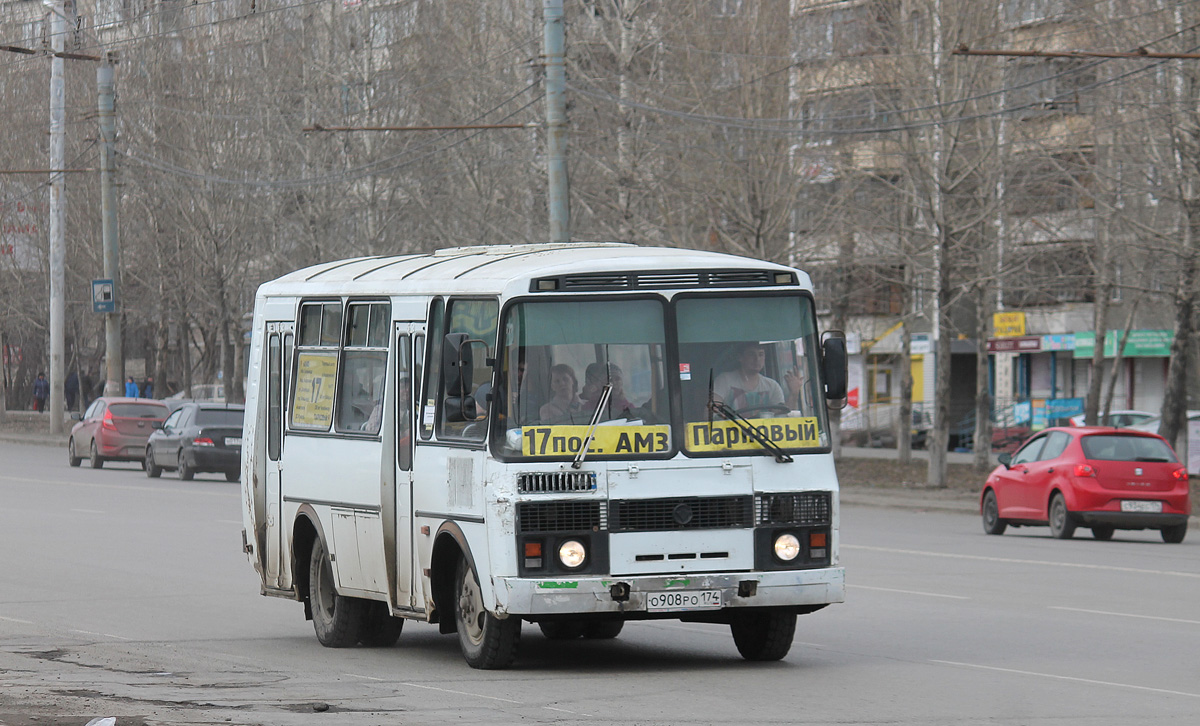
430;523;475;634
291;507;324;616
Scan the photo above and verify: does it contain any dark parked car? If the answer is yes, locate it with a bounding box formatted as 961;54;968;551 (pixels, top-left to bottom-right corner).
981;427;1191;543
68;397;168;469
145;402;244;481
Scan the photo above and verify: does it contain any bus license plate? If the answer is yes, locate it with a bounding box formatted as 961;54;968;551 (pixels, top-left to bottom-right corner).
646;589;721;612
1120;500;1162;513
226;437;242;447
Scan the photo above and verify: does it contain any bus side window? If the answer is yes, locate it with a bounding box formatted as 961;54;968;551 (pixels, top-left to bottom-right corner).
420;299;443;440
268;333;282;461
438;298;498;442
396;334;413;471
337;301;390;434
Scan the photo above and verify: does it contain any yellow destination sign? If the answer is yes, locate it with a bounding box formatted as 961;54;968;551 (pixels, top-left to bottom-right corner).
686;417;820;452
521;425;671;457
292;352;338;428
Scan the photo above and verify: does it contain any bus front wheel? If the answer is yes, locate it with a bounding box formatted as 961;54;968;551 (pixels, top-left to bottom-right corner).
730;609;796;661
454;557;520;669
309;538;365;647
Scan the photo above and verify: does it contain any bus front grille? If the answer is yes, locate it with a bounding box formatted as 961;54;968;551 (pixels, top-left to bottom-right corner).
756;491;831;526
610;496;753;532
517;501;606;533
517;471;597;494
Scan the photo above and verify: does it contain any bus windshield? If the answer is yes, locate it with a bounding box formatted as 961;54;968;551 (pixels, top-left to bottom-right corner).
676;294;829;456
494;299;671;460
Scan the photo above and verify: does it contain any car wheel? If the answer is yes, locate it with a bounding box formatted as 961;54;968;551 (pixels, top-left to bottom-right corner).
178;452;194;481
308;538;365;647
225;470;239;483
1091;525;1115;541
982;490;1007;535
89;440;104;469
1048;493;1076;539
1162;523;1188;544
538;620;584;640
730;608;796;661
455;556;520;669
145;446;162;478
358;600;404;647
67;438;82;467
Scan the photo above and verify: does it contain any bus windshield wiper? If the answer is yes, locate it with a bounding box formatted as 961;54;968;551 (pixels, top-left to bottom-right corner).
709;398;794;464
572;384;612;469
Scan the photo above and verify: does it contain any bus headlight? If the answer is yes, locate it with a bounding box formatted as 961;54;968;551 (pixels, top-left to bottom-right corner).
558;540;587;569
773;533;801;562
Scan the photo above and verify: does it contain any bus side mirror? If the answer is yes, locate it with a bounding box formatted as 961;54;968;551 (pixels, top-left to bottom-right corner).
822;332;848;410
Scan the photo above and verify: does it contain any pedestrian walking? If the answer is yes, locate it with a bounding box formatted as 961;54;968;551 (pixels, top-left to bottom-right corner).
65;371;79;411
32;372;49;412
124;376;139;397
141;375;154;399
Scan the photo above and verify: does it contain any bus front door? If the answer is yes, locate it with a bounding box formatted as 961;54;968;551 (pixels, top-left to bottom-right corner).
386;323;422;611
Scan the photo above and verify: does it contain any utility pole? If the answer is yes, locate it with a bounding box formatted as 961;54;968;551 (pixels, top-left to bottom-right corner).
98;57;123;397
47;0;67;434
543;0;569;244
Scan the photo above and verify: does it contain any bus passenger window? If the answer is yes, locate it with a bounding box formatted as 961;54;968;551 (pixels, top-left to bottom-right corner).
338;302;390;434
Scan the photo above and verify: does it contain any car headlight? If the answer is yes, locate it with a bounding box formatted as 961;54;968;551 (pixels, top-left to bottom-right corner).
558;539;587;569
773;533;801;562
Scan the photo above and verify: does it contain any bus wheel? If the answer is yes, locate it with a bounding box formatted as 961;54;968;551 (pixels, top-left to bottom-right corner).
538;620;584;640
583;620;624;639
359;601;404;647
455;557;520;669
308;538;364;647
730;609;796;661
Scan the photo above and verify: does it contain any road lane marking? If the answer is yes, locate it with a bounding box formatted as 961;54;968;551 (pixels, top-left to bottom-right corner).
400;682;522;704
0;474;237;498
848;584;969;600
844;544;1200;579
70;629;131;641
345;673;386;681
545;706;594;717
932;660;1200;698
0;615;33;624
1049;606;1200;625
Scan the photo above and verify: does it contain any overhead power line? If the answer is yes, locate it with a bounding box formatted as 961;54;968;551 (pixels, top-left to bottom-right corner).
954;44;1200;60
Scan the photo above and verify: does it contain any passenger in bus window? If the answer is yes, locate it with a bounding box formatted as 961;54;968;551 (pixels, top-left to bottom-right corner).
539;364;582;423
581;362;634;419
713;342;785;414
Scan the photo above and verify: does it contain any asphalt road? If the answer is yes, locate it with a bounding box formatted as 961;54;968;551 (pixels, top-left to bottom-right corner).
1;439;1198;726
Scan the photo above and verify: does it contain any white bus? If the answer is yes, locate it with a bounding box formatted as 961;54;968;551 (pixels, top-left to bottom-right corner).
240;243;848;669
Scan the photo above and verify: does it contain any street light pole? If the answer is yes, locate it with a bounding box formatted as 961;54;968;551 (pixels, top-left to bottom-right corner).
98;57;123;397
46;0;67;434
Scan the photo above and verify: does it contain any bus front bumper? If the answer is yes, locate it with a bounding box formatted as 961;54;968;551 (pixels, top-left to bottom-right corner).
498;566;845;616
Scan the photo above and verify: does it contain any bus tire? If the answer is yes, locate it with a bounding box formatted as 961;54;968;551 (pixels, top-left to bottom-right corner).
308;537;365;648
538;620;584;640
359;600;404;647
583;620;624;639
455;557;520;669
730;609;796;661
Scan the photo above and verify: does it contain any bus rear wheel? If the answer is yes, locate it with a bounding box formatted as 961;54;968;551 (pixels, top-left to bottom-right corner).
455;557;519;669
309;538;365;647
359;600;404;647
730;609;796;661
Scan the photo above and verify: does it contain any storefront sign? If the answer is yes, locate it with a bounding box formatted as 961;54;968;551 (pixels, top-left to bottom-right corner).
1041;334;1075;351
987;336;1041;353
993;312;1026;338
1073;330;1173;358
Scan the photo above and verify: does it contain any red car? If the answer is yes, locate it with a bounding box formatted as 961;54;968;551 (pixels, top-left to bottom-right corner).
68;397;169;469
981;427;1191;543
